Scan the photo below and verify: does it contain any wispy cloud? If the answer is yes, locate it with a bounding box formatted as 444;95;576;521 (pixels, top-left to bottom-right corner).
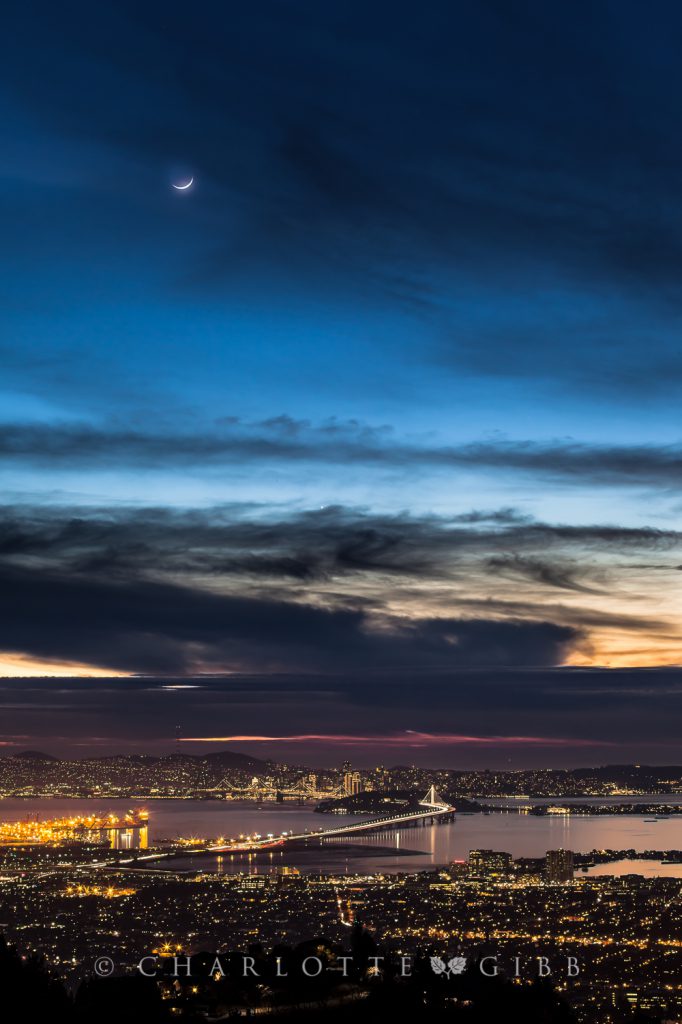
181;731;610;748
2;419;682;488
0;500;678;674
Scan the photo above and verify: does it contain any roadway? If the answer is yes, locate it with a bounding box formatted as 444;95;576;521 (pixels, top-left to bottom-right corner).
206;792;454;853
106;788;455;865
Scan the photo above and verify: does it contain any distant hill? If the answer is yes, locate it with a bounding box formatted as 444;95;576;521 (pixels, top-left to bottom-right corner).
12;750;58;761
6;749;269;769
200;750;271;771
89;750;271;770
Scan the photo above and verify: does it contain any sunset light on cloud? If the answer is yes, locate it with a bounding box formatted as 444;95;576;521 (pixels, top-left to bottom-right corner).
0;654;128;679
181;733;611;749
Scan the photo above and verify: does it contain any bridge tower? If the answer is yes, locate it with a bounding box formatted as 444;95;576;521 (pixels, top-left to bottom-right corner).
420;785;447;809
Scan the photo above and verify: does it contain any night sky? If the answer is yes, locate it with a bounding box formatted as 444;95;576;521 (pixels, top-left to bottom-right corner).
1;1;680;766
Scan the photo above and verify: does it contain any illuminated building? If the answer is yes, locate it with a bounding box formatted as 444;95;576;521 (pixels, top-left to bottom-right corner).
468;849;513;878
545;848;574;883
0;809;149;851
343;771;363;796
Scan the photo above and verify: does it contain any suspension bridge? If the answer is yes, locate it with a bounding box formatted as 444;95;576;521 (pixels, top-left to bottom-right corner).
205;786;454;852
205;776;347;802
116;787;455;866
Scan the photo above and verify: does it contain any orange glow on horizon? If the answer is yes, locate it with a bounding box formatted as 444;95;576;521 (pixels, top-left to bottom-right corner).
565;637;682;669
0;647;678;677
0;653;129;678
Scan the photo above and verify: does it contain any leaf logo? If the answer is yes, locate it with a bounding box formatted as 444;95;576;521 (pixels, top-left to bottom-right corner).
430;955;467;976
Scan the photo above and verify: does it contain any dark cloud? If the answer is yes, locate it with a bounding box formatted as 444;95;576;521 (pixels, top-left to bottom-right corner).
2;419;682;489
0;563;578;675
0;502;675;678
0;503;678;586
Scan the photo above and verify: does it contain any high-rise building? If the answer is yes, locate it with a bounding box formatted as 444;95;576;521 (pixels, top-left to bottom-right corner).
545;848;574;883
467;849;513;877
343;771;363;796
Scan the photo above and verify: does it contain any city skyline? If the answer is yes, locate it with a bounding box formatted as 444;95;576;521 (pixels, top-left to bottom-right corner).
1;1;680;765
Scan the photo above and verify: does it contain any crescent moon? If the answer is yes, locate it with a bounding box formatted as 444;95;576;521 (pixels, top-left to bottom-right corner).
172;177;194;190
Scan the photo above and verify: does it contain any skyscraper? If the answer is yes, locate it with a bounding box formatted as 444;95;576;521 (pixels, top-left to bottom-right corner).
546;849;574;883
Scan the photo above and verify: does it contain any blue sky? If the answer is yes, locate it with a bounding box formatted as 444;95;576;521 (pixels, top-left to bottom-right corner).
0;1;680;763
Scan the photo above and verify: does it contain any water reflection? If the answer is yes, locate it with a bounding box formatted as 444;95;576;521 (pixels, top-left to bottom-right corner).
585;859;682;878
1;798;681;874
